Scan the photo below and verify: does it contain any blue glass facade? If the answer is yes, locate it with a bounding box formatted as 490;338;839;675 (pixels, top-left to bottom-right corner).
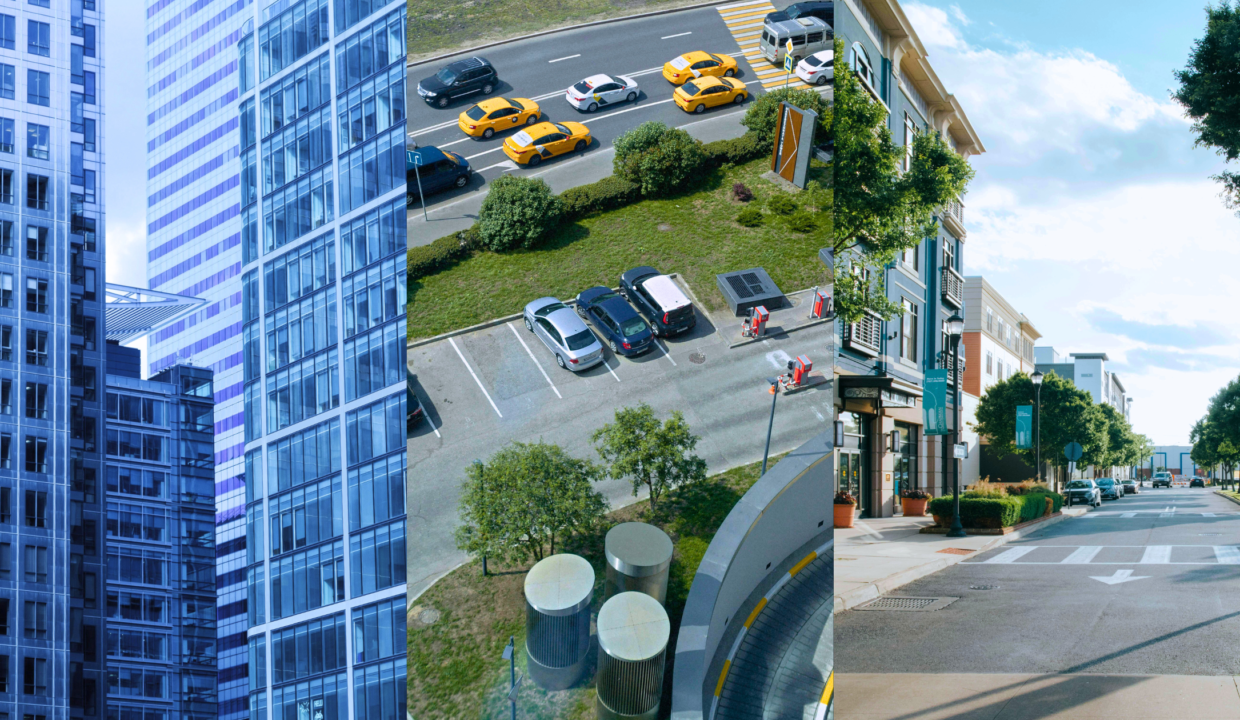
0;0;107;718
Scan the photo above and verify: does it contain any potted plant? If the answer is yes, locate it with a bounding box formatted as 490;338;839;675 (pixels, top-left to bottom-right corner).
834;491;857;528
901;488;931;517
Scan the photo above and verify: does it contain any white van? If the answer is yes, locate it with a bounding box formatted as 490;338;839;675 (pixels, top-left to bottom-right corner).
759;17;832;66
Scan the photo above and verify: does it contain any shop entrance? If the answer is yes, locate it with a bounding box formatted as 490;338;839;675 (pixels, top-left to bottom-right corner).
838;411;872;517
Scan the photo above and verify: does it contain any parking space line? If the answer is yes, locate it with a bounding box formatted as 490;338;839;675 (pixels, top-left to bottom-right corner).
1140;546;1171;564
449;337;504;418
984;547;1037;564
655;339;677;366
602;358;621;382
421;402;442;438
507;322;562;399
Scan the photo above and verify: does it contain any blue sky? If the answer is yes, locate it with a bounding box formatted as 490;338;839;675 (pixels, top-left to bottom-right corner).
904;1;1240;446
103;2;148;290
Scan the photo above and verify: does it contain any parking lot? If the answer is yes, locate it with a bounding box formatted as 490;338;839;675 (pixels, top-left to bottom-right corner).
407;304;831;599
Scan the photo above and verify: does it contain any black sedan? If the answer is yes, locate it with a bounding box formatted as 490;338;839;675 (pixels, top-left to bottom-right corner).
407;371;424;429
575;286;654;356
1190;478;1206;488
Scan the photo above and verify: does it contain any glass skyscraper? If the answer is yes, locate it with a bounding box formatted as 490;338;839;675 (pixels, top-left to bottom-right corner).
0;0;107;718
143;2;408;718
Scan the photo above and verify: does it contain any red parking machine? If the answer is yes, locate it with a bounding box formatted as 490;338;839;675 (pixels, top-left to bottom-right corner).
810;288;830;319
780;356;813;391
741;305;769;338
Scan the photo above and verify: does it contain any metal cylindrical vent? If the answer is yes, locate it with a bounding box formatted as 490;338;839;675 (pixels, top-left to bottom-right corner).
604;522;673;605
596;591;670;720
523;553;594;690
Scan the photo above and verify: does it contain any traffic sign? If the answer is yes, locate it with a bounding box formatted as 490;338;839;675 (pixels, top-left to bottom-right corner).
953;443;968;459
407;149;423;167
784;54;794;73
1063;442;1083;462
786;38;794;55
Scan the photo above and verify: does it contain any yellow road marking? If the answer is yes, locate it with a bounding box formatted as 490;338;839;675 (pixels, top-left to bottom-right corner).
790;551;818;577
821;672;834;704
715;660;732;696
744;597;768;628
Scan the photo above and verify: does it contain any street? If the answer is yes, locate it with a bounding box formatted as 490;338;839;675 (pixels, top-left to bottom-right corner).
836;488;1240;677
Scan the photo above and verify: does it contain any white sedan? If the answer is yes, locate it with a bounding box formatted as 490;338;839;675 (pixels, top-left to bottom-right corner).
565;74;640;112
795;50;833;86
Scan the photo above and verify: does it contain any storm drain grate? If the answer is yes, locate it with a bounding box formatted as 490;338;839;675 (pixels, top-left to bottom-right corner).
970;585;1000;590
855;596;959;612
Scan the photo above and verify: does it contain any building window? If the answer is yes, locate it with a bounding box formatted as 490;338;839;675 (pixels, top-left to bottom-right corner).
25;225;47;262
268;476;342;557
23;544;48;583
348;452;405;531
0;117;13;153
901;244;917;270
24;436;47;474
0;64;13;100
345;392;405;466
24;382;47;419
269;614;347;685
900;299;918;362
269;541;344;621
0;170;10;205
336;64;404;154
0;487;9;523
26;70;49;106
25;174;48;210
0;15;13;50
353;597;406;665
27;20;49;57
22;656;47;696
343;319;405;401
353;658;406;720
0;221;11;254
334;10;404;97
0;274;11;308
943;239;956;272
258;0;331;81
349;519;405;597
850;42;874;89
903;113;916;171
103;466;166;500
986;351;993;375
22;601;47;639
83;117;95;151
25;330;47;366
23;490;46;528
25;277;48;314
985;307;993;333
83;24;95;56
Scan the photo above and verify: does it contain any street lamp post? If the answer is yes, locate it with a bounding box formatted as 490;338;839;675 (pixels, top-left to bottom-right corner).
946;313;966;539
502;636;517;720
474;459;488;577
1031;370;1044;489
761;378;780;476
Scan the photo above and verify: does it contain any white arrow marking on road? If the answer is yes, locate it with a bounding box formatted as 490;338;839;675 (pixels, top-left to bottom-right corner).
478;160;518;173
662;31;693;39
765;349;792;370
548;54;581;63
1090;569;1150;585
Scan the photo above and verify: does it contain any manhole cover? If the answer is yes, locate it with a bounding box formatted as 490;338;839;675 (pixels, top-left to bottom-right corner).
689;352;706;364
855;596;959;612
937;547;974;555
970;585;1000;590
658;223;672;231
417;609;441;625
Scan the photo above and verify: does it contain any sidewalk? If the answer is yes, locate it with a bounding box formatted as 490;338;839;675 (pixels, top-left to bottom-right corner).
834;509;1087;613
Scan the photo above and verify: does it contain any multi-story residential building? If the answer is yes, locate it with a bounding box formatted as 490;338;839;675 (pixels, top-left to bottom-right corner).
143;2;408;719
0;1;108;718
102;346;217;720
961;277;1040;397
1034;348;1132;420
833;0;984;518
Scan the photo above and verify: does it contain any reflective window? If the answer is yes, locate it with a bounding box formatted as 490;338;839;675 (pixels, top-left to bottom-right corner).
336;65;403;155
264;230;335;311
347;452;404;531
264;348;339;432
270;613;347;685
351;596;405;664
340;196;403;275
258;0;330;81
345;392;404;467
348;520;404;597
343;319;404;402
261;52;331;137
338;125;404;215
268;476;343;557
352;657;406;720
269;540;344;621
334;9;403;96
265;417;341;494
265;285;338;372
341;253;405;338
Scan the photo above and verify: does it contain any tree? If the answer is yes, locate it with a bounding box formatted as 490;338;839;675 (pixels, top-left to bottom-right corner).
613;121;708;197
454;441;608;568
973;371;1108;475
477;174;563;251
741;86;831;146
832;38;975;322
592;403;708;511
1096;404;1146;475
1174;2;1240;214
1195;377;1240;485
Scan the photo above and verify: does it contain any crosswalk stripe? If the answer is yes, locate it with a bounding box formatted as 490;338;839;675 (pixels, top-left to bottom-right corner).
726;19;767;30
1141;546;1171;564
1203;513;1217;517
721;9;771;21
1159;512;1173;517
986;546;1037;564
1215;546;1240;564
1061;546;1102;564
1120;512;1136;518
715;0;773;11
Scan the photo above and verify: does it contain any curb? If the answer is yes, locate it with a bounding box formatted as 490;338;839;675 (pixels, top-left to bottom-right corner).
832;509;1084;613
407;0;738;70
1215;490;1240;507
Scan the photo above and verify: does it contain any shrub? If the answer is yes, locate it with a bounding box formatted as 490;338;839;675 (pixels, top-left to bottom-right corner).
766;194;797;215
477;175;563;251
732;182;754;202
614;121;708;197
741;87;832;146
835;491;856;505
901;489;932;500
702;133;767;167
559;175;642;220
736;207;764;227
784;211;817;233
928;496;1022;528
407;230;473;280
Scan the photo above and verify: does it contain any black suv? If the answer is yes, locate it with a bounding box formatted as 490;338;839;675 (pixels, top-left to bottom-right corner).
1190;478;1206;488
619;266;697;337
766;1;833;25
417;57;498;108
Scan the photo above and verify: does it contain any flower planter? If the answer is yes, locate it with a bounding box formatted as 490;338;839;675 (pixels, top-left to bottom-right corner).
834;503;857;528
903;497;928;517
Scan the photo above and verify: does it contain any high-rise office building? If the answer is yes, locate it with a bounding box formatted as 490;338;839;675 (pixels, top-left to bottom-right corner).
0;1;107;718
143;2;408;718
102;348;218;720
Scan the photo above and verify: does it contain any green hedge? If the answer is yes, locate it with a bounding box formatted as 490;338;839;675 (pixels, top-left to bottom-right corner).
928;492;1062;529
408;229;474;280
560;176;643;220
701;133;767;168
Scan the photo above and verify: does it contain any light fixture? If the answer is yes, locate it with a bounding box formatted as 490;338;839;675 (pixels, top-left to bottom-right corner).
946;313;964;337
1031;370;1043;386
889;430;900;453
834;420;845;447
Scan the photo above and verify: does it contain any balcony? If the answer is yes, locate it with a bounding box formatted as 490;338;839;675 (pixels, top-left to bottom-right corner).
941;266;964;309
844;312;882;357
941;199;966;239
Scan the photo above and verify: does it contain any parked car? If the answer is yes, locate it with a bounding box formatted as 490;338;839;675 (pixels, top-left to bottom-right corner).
674;76;748;114
795;49;833;86
619;266;696;337
407;146;471;199
457;97;540;139
565;73;639;112
765;0;834;25
417;56;498;108
1065;480;1101;508
502;121;591;166
407;371;424;429
662;51;738;84
1190;478;1206;488
522;297;605;371
759;16;832;65
1096;478;1123;500
1121;479;1138;495
1152;471;1173;488
574;286;654;357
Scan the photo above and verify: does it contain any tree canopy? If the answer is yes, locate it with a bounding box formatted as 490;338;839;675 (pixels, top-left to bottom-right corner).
592;403;707;511
1191;376;1240;482
1174;2;1240;213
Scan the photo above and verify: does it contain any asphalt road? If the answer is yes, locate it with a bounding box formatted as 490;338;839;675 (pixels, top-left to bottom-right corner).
405;0;830;244
406;306;832;601
835;488;1240;676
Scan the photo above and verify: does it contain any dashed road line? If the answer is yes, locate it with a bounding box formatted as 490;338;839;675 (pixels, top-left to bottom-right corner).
549;54;581;63
662;31;693;39
449;337;503;418
507;322;562;399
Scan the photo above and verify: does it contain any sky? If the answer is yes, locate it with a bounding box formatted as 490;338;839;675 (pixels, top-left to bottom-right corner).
902;1;1240;447
104;2;149;290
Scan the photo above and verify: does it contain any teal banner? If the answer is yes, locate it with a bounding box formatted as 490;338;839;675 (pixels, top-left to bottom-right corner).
1015;405;1033;449
924;369;949;435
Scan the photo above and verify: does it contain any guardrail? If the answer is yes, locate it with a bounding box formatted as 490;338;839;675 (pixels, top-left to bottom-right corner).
671;429;832;719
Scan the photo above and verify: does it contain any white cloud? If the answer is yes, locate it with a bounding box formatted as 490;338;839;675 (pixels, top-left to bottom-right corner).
106;219;148;288
904;3;964;49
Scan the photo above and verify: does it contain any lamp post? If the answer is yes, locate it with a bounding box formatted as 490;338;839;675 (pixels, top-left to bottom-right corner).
502;636;518;720
761;378;779;476
1031;370;1044;488
474;459;488;577
945;313;966;539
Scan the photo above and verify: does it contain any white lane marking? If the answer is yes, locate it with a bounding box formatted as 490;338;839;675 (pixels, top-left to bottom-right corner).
1090;569;1149;585
435;137;471;149
421;402;441;438
662;31;692;39
602;358;621;382
507;322;562;399
1061;546;1102;564
1159;513;1173;518
1140;546;1171;564
655;339;677;366
449;337;503;418
727;20;766;30
478;160;519;173
408;119;462;137
549;54;581;63
985;547;1037;564
1120;512;1136;518
1215;546;1240;564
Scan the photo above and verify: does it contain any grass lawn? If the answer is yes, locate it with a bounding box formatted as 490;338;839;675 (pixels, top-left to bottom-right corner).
408;158;830;342
406;453;784;720
408;0;717;62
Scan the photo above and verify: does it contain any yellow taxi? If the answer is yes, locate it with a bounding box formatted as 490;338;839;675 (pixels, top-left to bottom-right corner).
457;97;541;139
662;51;739;84
502;121;591;166
674;76;748;113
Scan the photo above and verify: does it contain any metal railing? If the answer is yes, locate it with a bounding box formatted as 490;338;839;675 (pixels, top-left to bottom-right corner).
941;266;964;309
844;312;882;356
